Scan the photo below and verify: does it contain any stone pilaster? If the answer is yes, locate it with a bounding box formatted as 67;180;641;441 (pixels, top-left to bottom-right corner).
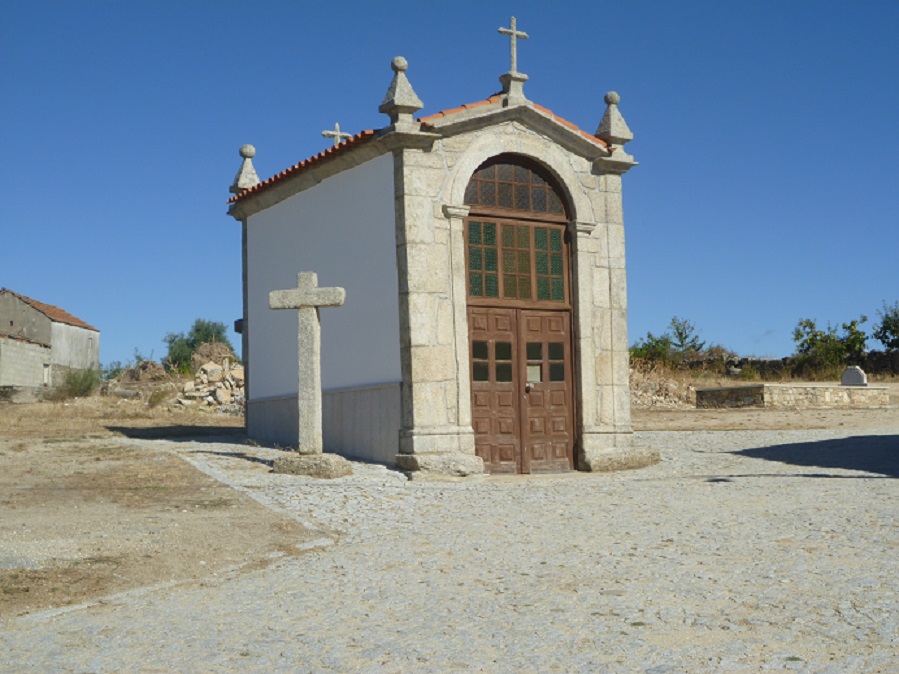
392;150;482;476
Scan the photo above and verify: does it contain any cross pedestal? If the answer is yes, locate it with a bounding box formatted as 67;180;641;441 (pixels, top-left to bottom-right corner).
269;272;345;455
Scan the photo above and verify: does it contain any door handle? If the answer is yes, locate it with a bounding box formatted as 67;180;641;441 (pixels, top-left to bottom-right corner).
525;383;531;393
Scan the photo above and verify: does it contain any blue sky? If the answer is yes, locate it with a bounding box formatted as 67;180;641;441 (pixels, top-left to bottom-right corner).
3;1;897;366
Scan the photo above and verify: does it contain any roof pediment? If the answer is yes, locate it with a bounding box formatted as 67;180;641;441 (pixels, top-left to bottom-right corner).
229;94;634;220
419;96;612;163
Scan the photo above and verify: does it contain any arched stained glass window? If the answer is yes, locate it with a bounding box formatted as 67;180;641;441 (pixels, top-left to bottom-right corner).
464;156;567;217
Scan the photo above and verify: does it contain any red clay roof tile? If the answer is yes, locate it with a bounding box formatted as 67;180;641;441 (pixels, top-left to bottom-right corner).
0;288;98;332
229;130;378;203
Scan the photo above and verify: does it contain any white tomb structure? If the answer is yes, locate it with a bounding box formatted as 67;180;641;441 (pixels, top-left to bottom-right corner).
228;21;658;475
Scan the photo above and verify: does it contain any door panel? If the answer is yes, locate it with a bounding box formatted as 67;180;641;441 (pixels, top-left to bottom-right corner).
469;307;520;473
469;306;574;474
520;310;573;472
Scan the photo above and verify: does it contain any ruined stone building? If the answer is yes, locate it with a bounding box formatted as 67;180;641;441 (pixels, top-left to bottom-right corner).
228;24;657;476
0;288;100;396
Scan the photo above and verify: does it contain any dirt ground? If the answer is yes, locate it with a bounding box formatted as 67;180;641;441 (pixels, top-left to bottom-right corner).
1;384;897;619
0;397;313;619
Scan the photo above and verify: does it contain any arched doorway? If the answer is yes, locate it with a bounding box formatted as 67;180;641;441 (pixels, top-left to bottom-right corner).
464;154;575;473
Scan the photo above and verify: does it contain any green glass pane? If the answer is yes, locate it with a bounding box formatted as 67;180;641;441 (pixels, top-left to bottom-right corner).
527;343;542;360
472;341;489;360
532;187;547;211
469;248;482;271
502;252;515;273
485;274;499;297
550;229;562;252
518;277;531;299
548;188;563;214
536;252;548;275
517;226;530;248
497;163;514;181
496;363;513;382
473;362;489;381
478;165;495;180
549;363;565;381
503;275;517;298
484;222;496;246
469;273;483;296
498;182;513;208
517;251;529;273
534;228;547;251
469;222;482;245
550;254;563;277
532;172;546;186
479;181;496;206
484;248;497;272
502;225;515;248
551;278;564;301
464;182;477;205
514;184;529;210
549;342;564;360
514;165;529;182
537;277;550;300
495;342;512;360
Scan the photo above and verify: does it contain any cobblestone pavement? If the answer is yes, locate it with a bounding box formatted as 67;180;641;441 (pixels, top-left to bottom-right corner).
2;428;897;673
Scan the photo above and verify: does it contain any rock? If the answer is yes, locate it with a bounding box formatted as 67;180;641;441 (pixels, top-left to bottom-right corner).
199;362;224;383
176;398;193;406
183;381;195;393
272;453;353;479
215;388;232;404
230;366;245;382
113;388;141;399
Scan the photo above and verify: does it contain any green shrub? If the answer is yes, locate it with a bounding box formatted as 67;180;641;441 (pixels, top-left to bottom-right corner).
790;316;867;379
47;369;100;400
873;301;899;352
163;319;234;373
147;389;169;409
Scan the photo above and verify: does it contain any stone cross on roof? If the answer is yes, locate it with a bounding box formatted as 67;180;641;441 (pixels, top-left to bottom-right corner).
269;272;346;455
322;122;353;147
498;16;528;75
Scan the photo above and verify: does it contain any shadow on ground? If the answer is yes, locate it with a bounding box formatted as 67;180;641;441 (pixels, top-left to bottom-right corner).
735;434;899;478
188;449;274;468
107;425;247;443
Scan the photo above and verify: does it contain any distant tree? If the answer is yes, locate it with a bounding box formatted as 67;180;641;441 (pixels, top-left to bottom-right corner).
840;316;868;365
630;331;675;365
791;315;867;376
668;316;706;355
873;301;899;352
163;319;234;373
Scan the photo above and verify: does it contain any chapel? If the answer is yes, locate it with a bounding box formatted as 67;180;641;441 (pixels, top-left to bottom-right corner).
227;20;658;475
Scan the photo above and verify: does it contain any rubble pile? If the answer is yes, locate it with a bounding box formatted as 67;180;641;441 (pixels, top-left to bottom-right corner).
629;362;696;409
177;358;245;413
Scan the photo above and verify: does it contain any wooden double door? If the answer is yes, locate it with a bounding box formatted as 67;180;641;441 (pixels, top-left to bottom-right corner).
468;306;574;473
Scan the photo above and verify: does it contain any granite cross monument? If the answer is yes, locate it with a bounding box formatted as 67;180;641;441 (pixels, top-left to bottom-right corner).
269;272;346;454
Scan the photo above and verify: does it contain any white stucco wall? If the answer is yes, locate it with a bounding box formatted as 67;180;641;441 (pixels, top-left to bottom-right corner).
50;322;100;370
247;152;400;399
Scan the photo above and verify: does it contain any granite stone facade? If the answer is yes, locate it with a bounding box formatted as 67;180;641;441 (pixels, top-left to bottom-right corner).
229;56;658;475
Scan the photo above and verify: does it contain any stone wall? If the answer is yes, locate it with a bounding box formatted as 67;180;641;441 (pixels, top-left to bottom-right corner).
697;384;889;409
0;335;50;388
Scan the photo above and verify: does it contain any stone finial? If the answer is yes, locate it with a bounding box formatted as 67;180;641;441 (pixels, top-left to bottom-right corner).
230;144;260;194
595;91;633;148
379;56;423;132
